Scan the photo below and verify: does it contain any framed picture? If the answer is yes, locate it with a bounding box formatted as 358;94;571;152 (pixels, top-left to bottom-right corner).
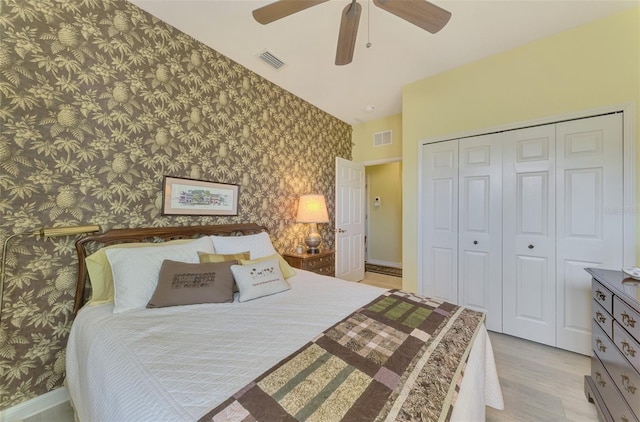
162;176;239;216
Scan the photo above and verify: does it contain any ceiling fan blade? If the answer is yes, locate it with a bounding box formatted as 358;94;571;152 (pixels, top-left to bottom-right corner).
373;0;451;34
335;1;362;66
253;0;329;25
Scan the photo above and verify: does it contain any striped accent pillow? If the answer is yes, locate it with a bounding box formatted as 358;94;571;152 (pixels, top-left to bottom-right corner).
198;251;250;263
198;252;250;293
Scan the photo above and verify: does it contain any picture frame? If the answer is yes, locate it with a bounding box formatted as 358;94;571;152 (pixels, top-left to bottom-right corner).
162;176;239;216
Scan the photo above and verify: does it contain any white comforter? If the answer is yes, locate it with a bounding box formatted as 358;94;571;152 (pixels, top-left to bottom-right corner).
66;271;503;421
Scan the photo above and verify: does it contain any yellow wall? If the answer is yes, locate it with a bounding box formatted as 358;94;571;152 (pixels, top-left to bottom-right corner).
366;162;403;265
352;113;403;162
402;7;640;292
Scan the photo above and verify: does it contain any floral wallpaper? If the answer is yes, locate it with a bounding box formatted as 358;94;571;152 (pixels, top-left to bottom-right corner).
0;0;351;409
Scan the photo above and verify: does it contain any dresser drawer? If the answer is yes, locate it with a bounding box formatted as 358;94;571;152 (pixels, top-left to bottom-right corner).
592;355;638;422
594;299;613;339
615;296;640;341
593;279;614;314
615;321;640;372
314;265;335;276
593;321;615;364
283;250;335;276
303;255;334;270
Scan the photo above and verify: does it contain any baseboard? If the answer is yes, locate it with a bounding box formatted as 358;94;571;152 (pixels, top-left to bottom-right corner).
1;387;69;422
366;259;402;268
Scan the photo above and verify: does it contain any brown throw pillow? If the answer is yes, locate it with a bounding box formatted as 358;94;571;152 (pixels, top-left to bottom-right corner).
147;260;235;308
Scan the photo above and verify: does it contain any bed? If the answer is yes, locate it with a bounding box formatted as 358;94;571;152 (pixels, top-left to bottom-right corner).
66;223;503;421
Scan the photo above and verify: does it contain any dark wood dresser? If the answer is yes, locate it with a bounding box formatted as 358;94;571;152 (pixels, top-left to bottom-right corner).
282;249;335;276
585;268;640;422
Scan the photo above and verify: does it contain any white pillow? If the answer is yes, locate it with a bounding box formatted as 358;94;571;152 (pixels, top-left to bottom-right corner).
231;257;291;302
210;232;277;259
106;236;214;313
210;232;297;280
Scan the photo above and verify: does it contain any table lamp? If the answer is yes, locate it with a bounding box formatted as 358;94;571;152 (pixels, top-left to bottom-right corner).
296;194;329;254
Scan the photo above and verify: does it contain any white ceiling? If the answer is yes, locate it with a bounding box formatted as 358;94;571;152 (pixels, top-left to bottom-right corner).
128;0;639;125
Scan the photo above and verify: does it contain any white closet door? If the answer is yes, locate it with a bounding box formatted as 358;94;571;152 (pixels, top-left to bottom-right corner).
503;125;556;346
422;140;458;302
555;113;623;355
458;135;503;332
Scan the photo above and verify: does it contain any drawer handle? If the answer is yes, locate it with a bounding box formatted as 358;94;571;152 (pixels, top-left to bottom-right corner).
595;311;607;324
621;341;636;358
595;370;606;387
621;375;637;395
595;338;607;352
621;311;636;328
595;290;606;301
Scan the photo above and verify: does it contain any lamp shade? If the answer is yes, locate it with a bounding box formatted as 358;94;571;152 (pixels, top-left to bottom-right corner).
296;194;329;223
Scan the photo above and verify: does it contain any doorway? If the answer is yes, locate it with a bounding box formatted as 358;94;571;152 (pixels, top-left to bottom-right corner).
364;160;402;270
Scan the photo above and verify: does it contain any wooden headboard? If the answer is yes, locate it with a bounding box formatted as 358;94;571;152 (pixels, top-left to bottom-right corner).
73;223;267;316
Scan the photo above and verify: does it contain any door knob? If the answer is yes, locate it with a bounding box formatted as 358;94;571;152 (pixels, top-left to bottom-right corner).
528;244;534;249
473;241;478;245
336;228;346;233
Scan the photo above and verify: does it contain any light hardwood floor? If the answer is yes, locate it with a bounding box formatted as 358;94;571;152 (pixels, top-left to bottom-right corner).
485;332;596;422
360;271;403;289
23;272;597;422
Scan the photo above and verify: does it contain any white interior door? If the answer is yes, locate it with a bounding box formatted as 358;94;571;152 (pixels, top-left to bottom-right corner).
555;113;623;354
458;134;503;332
421;140;458;302
503;125;557;346
335;157;365;282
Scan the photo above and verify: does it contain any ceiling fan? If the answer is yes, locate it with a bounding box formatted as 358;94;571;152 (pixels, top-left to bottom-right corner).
252;0;451;66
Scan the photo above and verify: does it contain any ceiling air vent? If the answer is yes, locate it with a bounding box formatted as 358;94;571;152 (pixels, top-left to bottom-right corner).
373;130;392;147
258;50;285;70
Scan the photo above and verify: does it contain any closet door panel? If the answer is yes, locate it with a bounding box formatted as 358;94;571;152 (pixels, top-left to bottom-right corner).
458;135;503;332
518;172;548;235
503;125;556;346
461;250;489;311
556;113;623;355
422;141;458;302
515;255;549;321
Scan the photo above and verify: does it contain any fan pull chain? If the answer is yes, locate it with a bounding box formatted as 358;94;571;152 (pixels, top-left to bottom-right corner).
366;0;372;48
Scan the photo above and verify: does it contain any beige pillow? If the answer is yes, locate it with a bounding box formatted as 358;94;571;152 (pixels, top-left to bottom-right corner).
85;238;202;305
198;251;250;263
198;251;250;292
147;260;235;308
240;254;296;279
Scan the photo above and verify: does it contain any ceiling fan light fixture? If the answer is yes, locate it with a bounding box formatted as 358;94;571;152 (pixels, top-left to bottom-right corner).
253;0;452;66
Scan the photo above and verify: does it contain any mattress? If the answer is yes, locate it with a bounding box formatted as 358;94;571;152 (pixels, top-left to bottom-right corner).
66;270;503;421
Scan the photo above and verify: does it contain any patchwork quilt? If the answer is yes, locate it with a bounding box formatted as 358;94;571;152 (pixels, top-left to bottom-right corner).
199;290;485;422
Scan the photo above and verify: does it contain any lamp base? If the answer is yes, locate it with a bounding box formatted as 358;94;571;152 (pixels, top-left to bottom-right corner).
304;225;322;254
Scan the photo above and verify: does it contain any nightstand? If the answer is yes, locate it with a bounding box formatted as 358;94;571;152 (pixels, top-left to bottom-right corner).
283;249;335;276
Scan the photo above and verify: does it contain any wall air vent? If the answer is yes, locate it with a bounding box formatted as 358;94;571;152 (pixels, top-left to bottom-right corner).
373;130;392;147
258;50;286;70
